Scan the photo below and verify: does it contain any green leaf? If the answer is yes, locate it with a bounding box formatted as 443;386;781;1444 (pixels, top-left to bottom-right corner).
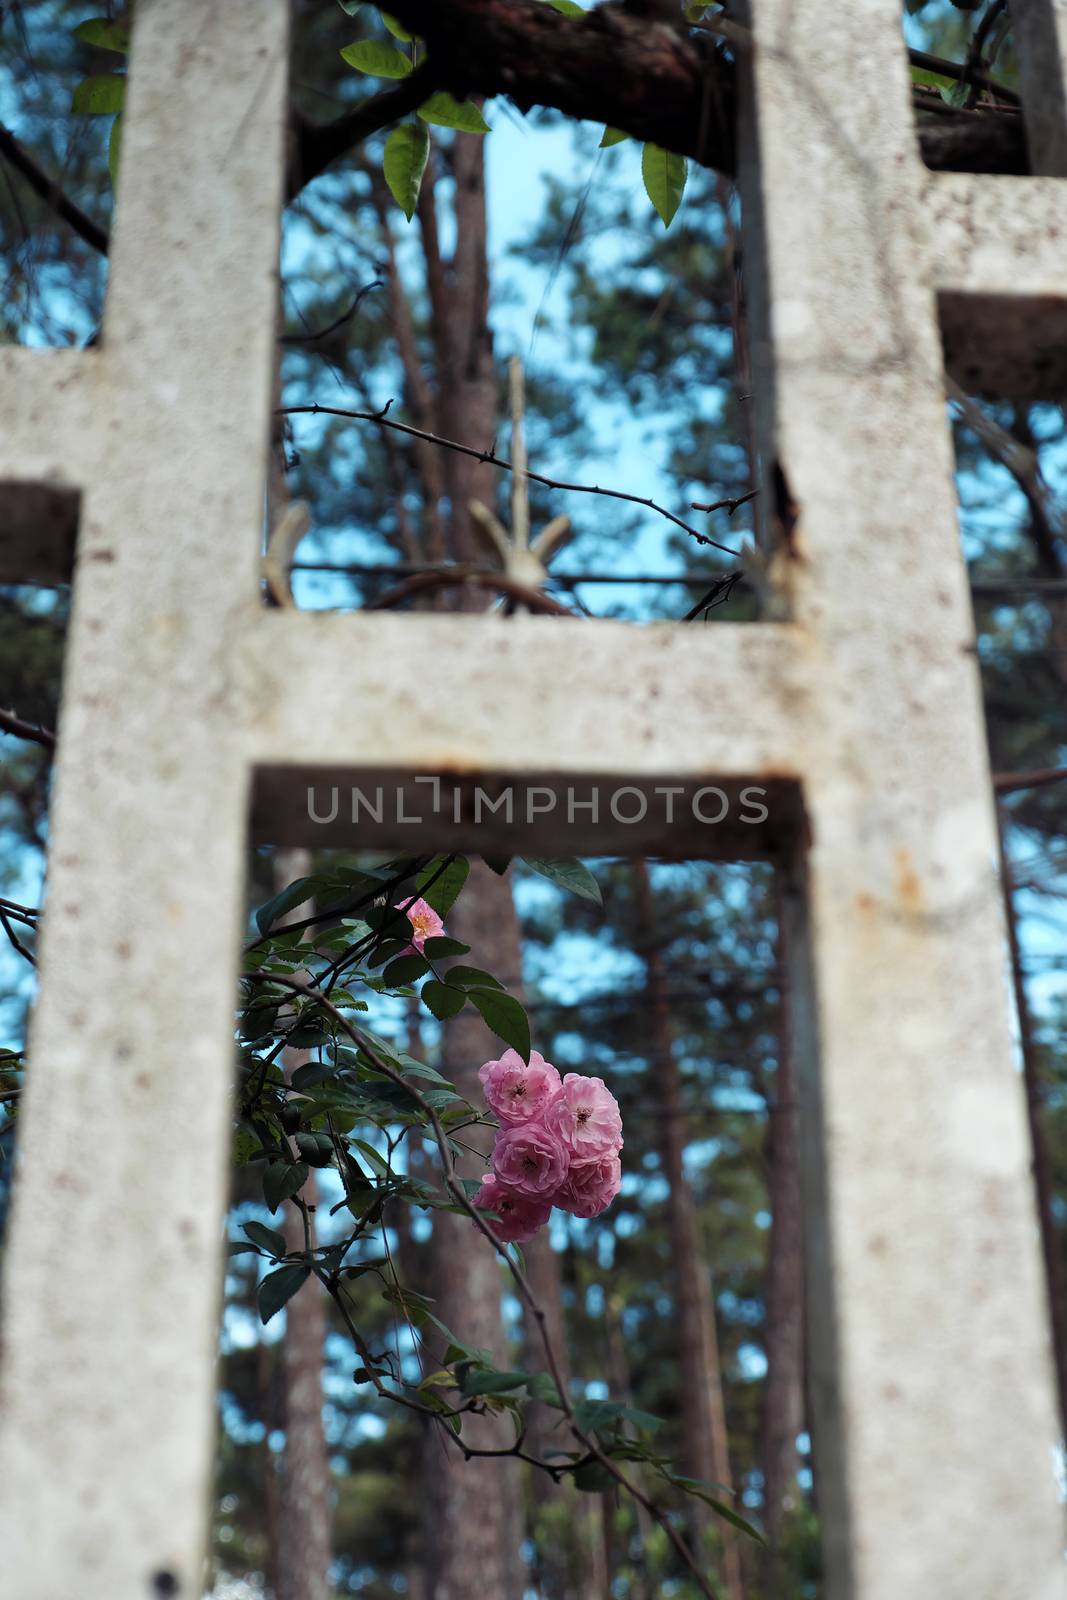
74;17;131;52
295;1130;335;1167
468;988;530;1062
421;980;467;1021
258;1263;311;1325
383;123;430;219
522;858;602;904
233;1126;260;1167
939;79;971;109
350;1139;393;1178
599;127;629;148
228;1242;261;1257
253;875;323;935
573;1398;627;1432
547;0;585;11
439;965;504;991
422;936;470;958
262;1160;309;1213
108;114;123;187
340;38;412;77
641;142;687;227
524;1372;562;1404
242;1221;287;1258
379;9;414;41
383;952;430;986
239;1004;278;1042
71;73;126;115
418;92;490;133
572;1460;617;1493
460;1367;532;1397
416;856;469;917
664;1476;767;1542
338;0;363;11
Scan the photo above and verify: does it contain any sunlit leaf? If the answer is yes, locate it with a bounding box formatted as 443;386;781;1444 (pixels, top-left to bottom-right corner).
384;122;430;219
379;9;414;41
73;17;131;52
641;142;687;227
599;127;629;148
71;74;126;114
340;38;412;77
108;115;123;188
418;92;491;133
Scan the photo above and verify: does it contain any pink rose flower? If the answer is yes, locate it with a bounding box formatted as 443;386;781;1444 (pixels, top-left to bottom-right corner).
473;1173;552;1244
491;1122;569;1198
557;1150;622;1219
478;1048;562;1126
399;896;443;954
543;1073;623;1158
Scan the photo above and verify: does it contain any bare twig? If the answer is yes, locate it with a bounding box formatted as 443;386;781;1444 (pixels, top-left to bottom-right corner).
364;567;575;616
0;122;109;257
0;908;35;966
948;377;1067;544
279;280;383;345
0;707;56;750
907;46;1021;106
279;402;739;556
994;765;1067;795
690;488;759;517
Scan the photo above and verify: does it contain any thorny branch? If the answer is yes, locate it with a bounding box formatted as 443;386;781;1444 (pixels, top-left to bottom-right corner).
0;121;109;256
248;969;720;1599
0;708;56;749
279;401;740;556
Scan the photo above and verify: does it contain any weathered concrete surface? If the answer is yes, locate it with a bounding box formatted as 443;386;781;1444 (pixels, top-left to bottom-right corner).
0;0;1064;1594
0;3;288;1596
740;1;1065;1595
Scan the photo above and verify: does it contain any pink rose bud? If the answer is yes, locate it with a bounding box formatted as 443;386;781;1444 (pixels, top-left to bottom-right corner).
478;1048;563;1126
473;1173;552;1244
491;1122;569;1198
557;1150;623;1219
543;1072;623;1158
399;896;444;954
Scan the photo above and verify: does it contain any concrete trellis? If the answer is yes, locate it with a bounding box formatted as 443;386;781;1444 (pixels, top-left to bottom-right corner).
0;1;1063;1595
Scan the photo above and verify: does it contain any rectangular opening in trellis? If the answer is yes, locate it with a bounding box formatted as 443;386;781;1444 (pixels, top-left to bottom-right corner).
0;479;74;1239
219;845;812;1598
902;0;1027;175
277;8;758;630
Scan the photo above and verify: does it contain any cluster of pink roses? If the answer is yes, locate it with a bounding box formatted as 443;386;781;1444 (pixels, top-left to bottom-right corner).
474;1050;624;1243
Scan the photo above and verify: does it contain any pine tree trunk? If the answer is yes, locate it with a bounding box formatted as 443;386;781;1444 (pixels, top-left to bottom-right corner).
272;850;333;1600
278;1191;332;1600
425;861;524;1600
760;875;805;1587
997;816;1067;1439
634;863;746;1600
